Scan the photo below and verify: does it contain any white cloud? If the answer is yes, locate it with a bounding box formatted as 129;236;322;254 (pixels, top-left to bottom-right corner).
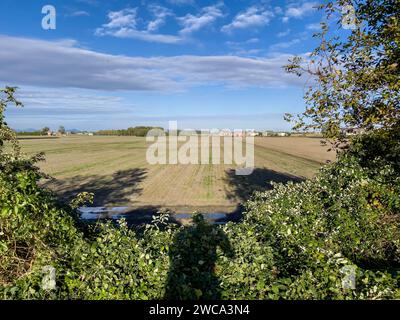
306;22;321;31
274;6;283;15
177;4;224;35
233;48;263;57
0;35;304;92
222;6;274;33
283;2;318;22
277;29;291;37
6;87;137;131
96;4;224;43
246;38;259;44
147;5;173;32
96;7;182;44
226;38;262;56
106;28;183;44
15;89;130;114
69;10;90;17
103;8;137;29
270;38;301;51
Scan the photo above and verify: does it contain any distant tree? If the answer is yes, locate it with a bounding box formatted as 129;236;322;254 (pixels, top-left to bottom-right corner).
58;126;66;135
0;86;44;173
95;126;164;137
41;127;50;135
0;87;22;153
17;131;41;136
285;0;399;147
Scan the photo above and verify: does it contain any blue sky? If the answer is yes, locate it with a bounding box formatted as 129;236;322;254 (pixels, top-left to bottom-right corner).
0;0;332;131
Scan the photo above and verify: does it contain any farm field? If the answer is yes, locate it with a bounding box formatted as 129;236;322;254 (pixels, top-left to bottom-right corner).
18;135;336;214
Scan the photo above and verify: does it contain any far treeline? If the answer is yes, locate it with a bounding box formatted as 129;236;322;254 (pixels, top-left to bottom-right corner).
15;131;42;136
95;126;164;137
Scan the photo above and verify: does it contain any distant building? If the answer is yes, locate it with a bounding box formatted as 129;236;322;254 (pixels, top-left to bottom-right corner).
247;131;257;137
260;131;289;137
216;130;257;137
47;130;58;137
218;129;232;137
341;127;365;136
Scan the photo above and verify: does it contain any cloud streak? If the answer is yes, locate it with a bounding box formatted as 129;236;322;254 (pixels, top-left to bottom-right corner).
0;35;303;92
5;87;136;131
69;10;90;17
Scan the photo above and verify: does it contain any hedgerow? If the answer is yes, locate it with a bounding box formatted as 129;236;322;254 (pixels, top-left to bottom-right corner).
0;87;399;299
242;147;400;299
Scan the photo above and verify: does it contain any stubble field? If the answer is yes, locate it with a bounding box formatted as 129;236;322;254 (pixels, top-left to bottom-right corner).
18;135;336;213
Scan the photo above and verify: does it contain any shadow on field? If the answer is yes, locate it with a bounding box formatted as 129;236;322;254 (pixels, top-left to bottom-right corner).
225;167;304;202
165;214;234;300
46;168;147;206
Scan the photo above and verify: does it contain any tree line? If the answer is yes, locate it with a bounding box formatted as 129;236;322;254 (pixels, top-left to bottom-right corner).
95;126;164;137
16;126;65;136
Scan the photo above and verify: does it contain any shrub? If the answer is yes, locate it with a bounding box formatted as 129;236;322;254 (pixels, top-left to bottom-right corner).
241;133;400;298
1;87;399;299
0;170;81;299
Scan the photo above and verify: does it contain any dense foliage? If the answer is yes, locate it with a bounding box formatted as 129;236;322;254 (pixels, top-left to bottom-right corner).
285;0;399;143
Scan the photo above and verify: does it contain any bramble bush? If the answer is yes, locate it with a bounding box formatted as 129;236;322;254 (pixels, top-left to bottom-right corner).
242;133;400;299
1;83;399;299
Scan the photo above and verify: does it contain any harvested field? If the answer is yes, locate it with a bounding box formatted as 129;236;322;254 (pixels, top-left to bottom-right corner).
18;135;336;213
